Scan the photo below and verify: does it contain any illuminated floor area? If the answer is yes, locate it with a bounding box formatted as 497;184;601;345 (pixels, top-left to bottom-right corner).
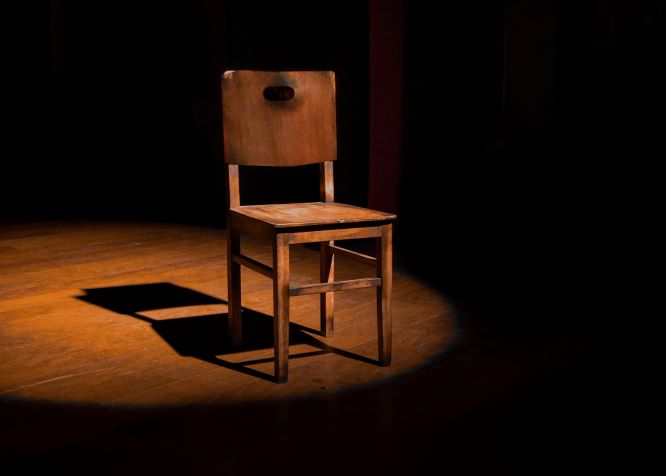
0;221;453;405
0;221;630;475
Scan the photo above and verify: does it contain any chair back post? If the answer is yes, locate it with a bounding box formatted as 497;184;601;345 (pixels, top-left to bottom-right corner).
227;164;240;209
320;161;334;203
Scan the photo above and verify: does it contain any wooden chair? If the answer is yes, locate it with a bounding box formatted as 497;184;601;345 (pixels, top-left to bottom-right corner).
221;70;396;383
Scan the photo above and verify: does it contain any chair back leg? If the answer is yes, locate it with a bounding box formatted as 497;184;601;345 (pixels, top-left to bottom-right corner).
227;227;242;347
320;241;335;336
377;224;393;366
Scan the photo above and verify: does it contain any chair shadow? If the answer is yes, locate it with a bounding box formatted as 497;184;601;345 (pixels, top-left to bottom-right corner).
77;282;378;383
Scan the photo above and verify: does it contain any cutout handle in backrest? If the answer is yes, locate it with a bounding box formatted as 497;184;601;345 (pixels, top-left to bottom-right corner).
222;70;337;166
263;85;295;101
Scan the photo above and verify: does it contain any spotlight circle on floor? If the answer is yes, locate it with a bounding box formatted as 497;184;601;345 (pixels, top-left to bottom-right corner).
0;221;454;405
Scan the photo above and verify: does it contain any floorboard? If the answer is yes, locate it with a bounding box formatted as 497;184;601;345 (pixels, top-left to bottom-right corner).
0;221;632;475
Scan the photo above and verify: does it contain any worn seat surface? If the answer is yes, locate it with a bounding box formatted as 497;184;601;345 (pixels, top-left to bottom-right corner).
231;202;396;228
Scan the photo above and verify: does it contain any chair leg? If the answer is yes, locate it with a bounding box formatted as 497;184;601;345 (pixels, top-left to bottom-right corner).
273;233;290;383
320;240;334;336
377;224;392;366
227;227;242;348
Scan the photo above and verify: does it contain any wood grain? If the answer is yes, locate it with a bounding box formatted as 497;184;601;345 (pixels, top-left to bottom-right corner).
222;70;337;166
273;233;290;383
227;211;274;241
227;164;240;208
227;228;242;347
318;161;335;337
232;253;273;279
377;224;393;365
221;70;398;383
330;244;376;266
289;278;381;296
320;161;334;203
320;240;334;336
288;226;383;244
230;202;395;228
318;161;335;335
0;222;452;403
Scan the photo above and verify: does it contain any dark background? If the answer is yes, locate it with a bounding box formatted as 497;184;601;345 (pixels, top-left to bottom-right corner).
8;0;664;387
399;0;663;330
3;1;662;473
14;0;369;222
12;0;662;330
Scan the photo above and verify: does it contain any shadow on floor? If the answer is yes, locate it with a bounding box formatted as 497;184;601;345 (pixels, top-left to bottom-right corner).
77;282;378;382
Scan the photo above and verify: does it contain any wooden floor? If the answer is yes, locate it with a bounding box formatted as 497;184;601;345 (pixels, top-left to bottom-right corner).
0;221;452;405
0;221;632;475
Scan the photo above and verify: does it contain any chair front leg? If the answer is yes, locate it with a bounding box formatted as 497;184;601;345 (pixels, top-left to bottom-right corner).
227;226;242;348
377;224;393;366
273;233;291;383
320;240;334;336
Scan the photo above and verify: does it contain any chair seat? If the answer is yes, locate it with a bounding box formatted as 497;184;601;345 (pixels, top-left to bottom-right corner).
231;202;395;229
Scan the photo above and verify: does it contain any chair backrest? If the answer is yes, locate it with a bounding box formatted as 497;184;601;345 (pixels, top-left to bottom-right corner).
221;70;337;166
221;70;337;208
